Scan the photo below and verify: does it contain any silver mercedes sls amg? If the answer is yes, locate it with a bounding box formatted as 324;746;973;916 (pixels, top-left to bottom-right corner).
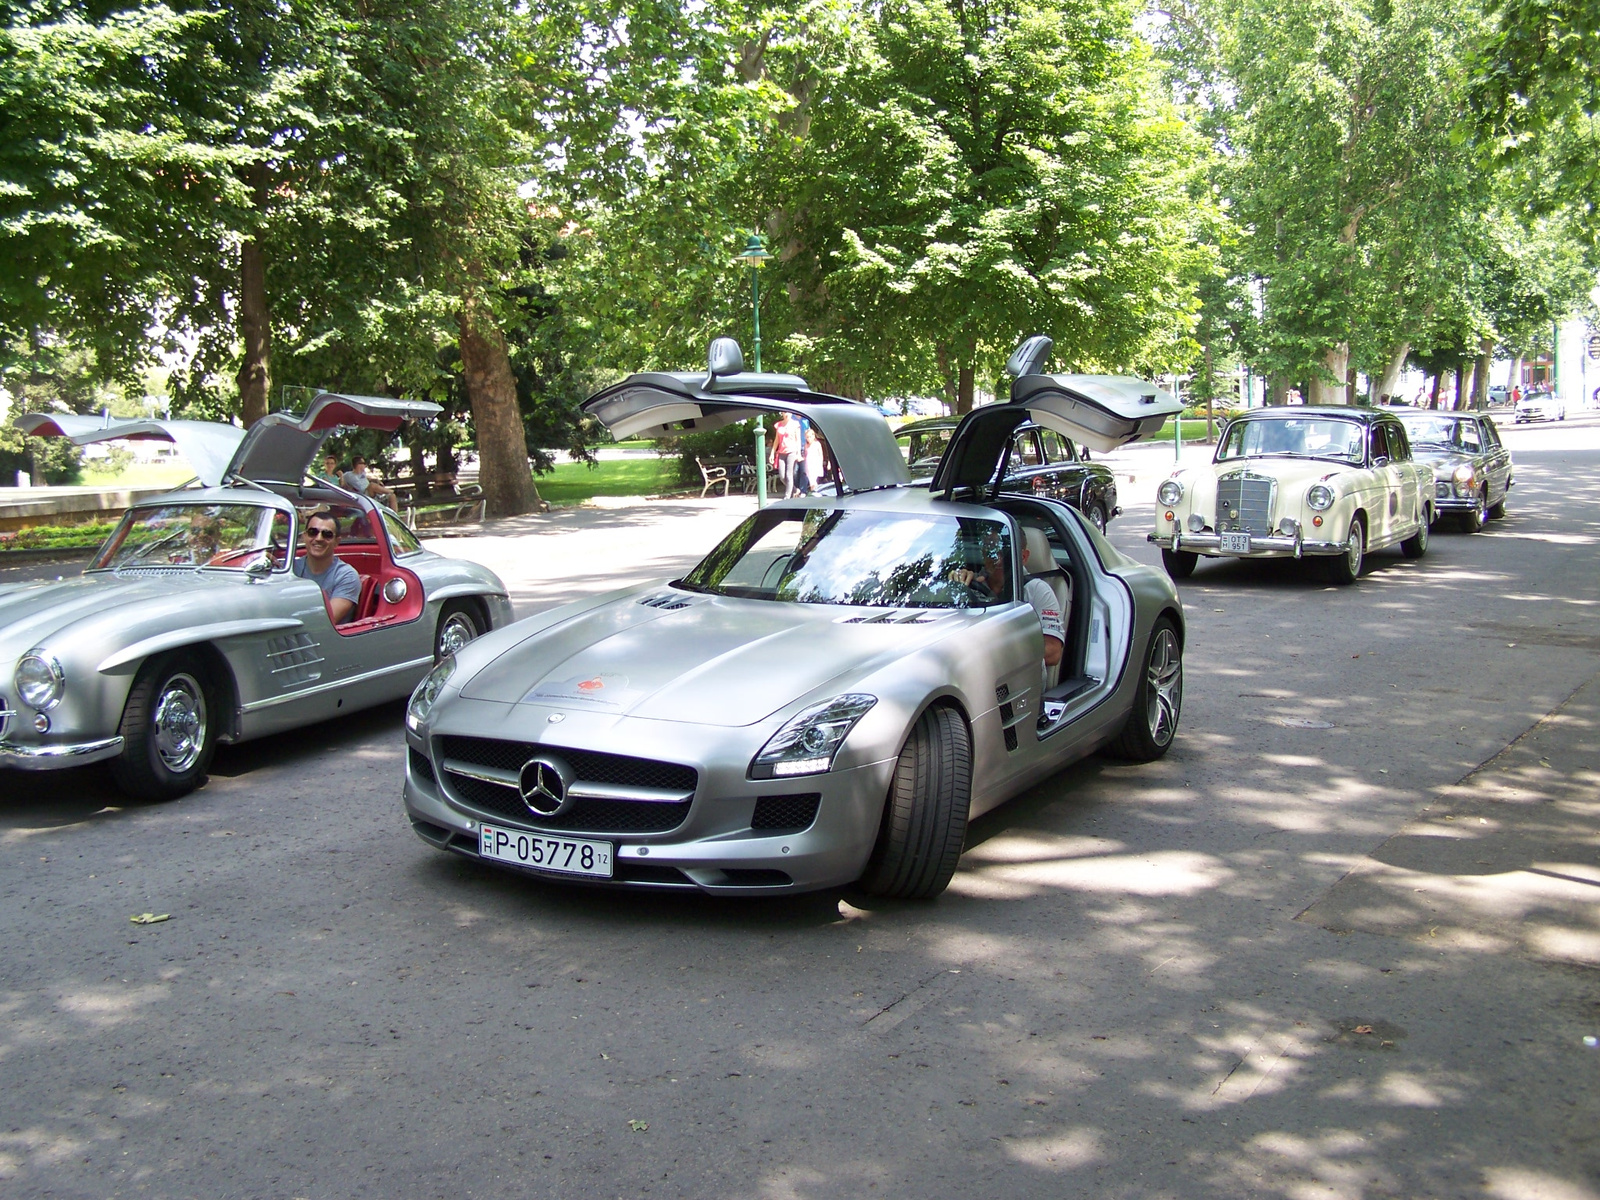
404;336;1185;898
2;395;511;800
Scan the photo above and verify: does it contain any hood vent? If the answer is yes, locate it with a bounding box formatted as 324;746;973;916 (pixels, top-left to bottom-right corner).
838;609;942;625
638;592;696;611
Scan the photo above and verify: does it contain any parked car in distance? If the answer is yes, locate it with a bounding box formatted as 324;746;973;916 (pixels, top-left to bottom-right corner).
896;416;1120;532
1515;390;1566;422
403;334;1184;899
1393;410;1513;531
1150;406;1435;584
1;396;512;800
1487;384;1511;406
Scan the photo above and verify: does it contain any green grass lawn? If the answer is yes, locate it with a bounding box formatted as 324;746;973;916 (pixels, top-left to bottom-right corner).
1148;417;1221;443
533;456;683;504
80;461;197;489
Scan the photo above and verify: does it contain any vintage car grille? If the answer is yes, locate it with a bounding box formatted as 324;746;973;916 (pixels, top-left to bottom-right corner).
0;694;10;738
436;735;697;834
1216;473;1276;535
751;793;822;831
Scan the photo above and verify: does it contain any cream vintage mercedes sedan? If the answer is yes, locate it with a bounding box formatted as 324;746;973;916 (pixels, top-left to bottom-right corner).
1148;406;1435;584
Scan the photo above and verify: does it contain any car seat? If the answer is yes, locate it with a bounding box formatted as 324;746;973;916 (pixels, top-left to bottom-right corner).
1022;525;1071;690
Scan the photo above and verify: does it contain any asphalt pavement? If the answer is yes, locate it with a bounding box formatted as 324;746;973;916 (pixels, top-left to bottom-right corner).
2;415;1599;1198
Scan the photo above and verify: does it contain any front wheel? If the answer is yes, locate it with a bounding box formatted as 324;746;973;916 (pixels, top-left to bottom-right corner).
434;601;483;661
1326;517;1364;585
860;705;972;900
1488;488;1508;519
1161;548;1198;579
1400;509;1430;558
1105;617;1182;761
1083;502;1108;535
1460;487;1488;533
109;651;217;801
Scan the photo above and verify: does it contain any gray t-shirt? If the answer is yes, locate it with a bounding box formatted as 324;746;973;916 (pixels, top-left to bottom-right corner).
294;555;363;610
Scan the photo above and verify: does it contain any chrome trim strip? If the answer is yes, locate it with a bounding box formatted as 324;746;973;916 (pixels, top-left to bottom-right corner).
239;655;433;713
0;735;124;770
440;759;518;788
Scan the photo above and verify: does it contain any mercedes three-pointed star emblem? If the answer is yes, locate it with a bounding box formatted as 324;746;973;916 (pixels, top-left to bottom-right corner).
518;756;574;817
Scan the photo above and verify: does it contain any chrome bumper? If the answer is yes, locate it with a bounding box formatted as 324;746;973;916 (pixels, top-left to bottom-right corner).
1432;496;1477;512
0;736;124;770
1148;532;1351;558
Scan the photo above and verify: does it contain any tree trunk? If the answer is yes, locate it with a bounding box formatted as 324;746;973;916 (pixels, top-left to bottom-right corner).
956;364;975;415
1428;373;1442;408
1376;342;1410;403
1509;353;1524;395
410;437;431;501
1268;374;1290;406
1203;341;1215;442
1309;344;1349;405
236;236;271;428
1474;336;1493;408
458;294;538;519
1454;364;1469;411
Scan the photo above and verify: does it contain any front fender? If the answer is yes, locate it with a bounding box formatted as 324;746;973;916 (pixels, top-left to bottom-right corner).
97;618;305;674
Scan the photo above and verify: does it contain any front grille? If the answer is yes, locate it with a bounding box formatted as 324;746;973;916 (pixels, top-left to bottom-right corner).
438;736;696;792
409;747;436;786
751;793;821;831
437;736;697;834
1216;473;1275;535
0;695;10;739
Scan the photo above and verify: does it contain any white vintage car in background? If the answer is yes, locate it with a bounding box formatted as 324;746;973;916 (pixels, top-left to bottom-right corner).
1149;406;1435;584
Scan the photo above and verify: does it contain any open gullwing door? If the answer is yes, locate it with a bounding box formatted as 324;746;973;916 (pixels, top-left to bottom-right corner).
14;414;245;487
583;338;910;492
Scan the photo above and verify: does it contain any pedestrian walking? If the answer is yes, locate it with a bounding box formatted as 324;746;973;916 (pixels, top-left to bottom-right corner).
770;412;803;499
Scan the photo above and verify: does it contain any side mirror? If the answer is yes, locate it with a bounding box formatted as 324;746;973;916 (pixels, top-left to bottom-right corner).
1372;455;1390;468
705;337;745;387
246;557;272;582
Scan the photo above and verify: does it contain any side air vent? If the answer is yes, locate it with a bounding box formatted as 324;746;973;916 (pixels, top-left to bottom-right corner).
639;592;694;610
839;610;942;625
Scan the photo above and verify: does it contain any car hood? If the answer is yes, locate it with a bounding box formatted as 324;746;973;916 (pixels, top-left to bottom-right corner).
457;591;963;727
0;572;251;663
1191;456;1358;489
1410;448;1469;468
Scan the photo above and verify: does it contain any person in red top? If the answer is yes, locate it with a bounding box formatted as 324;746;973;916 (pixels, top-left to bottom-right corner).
770;412;803;499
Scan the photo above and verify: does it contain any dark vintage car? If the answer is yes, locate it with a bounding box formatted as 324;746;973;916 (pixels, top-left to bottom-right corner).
896;416;1121;532
1393;410;1514;532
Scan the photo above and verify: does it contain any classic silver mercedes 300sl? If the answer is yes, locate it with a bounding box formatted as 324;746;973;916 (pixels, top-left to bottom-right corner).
1;395;511;799
403;336;1185;898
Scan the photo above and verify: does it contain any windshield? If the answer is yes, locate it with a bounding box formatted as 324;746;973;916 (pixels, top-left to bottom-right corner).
898;426;954;473
1398;415;1466;448
91;503;290;571
681;507;1014;608
1217;417;1365;464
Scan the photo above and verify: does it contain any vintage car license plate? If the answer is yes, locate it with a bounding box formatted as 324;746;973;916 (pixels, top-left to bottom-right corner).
1219;532;1251;554
478;824;613;877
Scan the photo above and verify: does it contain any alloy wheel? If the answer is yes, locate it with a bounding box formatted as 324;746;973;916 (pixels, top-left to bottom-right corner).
152;673;207;773
1144;627;1182;748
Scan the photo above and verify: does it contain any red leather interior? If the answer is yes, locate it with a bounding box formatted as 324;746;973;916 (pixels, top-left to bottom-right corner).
294;545;424;635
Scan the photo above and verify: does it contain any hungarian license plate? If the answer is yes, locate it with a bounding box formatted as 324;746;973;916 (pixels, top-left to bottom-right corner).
478;824;613;877
1219;532;1251;554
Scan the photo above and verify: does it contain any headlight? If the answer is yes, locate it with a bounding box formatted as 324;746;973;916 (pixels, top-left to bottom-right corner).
1306;484;1334;511
406;656;456;732
15;654;64;711
749;694;877;779
1157;480;1184;507
1453;463;1475;484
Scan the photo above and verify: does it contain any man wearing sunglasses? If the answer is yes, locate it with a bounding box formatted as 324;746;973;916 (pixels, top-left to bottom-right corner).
294;510;362;623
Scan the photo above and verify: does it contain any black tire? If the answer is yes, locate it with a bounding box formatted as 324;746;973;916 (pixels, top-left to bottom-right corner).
1488;488;1507;519
1400;508;1430;558
434;600;483;661
1325;516;1365;585
108;651;217;801
1105;617;1183;761
1161;548;1198;579
1460;487;1488;533
1083;502;1108;535
860;705;973;900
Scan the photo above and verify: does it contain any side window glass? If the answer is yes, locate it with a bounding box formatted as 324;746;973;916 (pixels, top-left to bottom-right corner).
1459;422;1482;452
1482;418;1501;448
1038;430;1071;463
1386;424;1409;461
382;509;422;556
1369;424;1390;464
1012;432;1043;467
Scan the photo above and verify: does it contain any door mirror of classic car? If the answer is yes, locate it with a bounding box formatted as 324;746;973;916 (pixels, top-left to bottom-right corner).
246;558;273;582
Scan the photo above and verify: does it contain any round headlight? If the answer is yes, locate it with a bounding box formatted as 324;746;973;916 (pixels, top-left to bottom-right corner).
1157;480;1184;507
16;654;64;711
1306;484;1334;512
1453;463;1475;484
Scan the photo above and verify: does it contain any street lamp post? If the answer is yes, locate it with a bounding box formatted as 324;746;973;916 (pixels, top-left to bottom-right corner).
736;233;773;506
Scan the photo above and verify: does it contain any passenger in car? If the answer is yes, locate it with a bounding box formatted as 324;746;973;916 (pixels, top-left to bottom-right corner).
295;510;363;624
1020;527;1066;685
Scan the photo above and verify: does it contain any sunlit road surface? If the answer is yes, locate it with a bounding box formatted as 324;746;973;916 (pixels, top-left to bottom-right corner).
2;418;1599;1198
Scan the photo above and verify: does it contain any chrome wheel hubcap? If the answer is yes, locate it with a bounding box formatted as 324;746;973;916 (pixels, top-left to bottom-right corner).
438;613;478;657
1347;524;1363;574
153;673;206;773
1144;629;1182;747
